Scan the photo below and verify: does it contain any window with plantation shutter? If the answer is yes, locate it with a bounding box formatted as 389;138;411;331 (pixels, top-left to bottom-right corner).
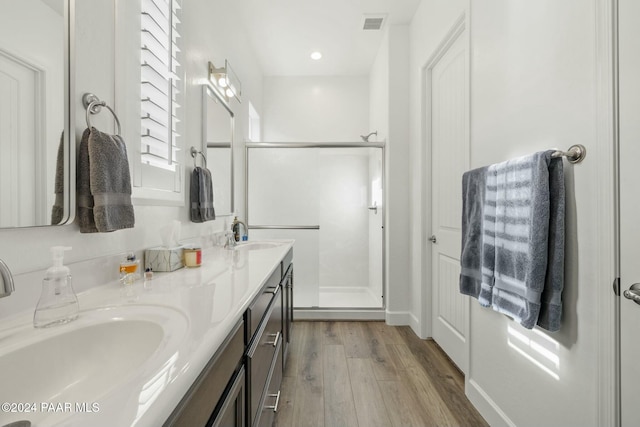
140;0;181;172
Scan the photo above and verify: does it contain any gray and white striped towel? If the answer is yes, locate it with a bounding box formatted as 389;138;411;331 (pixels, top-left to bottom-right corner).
480;150;564;331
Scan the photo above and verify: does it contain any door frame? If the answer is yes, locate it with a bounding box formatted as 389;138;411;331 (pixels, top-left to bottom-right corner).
0;47;47;225
419;11;470;351
597;0;618;425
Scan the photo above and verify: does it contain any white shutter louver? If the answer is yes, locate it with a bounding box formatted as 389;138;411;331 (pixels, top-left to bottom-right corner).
141;0;181;171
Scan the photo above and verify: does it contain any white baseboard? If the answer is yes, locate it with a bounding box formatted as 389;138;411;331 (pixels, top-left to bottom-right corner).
466;378;515;427
294;308;385;321
408;312;427;339
385;310;411;325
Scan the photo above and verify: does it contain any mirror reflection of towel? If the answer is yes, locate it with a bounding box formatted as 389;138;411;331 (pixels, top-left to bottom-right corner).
51;132;64;225
190;166;215;223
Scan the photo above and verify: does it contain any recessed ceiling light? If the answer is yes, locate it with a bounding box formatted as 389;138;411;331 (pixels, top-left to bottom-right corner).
310;51;322;60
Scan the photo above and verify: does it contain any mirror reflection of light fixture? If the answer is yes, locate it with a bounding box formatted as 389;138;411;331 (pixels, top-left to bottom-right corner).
208;60;242;103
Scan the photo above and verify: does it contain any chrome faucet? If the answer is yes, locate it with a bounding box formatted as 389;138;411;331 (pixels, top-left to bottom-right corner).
231;216;247;242
0;259;15;298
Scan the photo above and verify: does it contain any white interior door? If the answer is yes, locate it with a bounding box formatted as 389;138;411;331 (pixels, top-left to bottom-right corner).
429;27;470;373
618;1;640;424
0;52;38;227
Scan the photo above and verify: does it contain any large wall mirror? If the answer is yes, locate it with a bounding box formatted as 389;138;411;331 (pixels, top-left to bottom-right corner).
203;84;234;216
0;0;73;228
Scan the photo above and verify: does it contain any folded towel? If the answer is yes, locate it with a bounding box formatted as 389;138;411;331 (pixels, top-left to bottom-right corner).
88;127;135;232
536;156;565;331
76;128;97;233
459;166;488;301
484;151;563;330
190;166;215;222
51;132;65;225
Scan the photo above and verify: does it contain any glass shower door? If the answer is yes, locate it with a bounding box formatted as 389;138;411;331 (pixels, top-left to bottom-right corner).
247;144;384;310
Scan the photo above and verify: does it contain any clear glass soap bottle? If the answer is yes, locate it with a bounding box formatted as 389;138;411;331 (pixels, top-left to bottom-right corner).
34;246;79;328
120;252;140;285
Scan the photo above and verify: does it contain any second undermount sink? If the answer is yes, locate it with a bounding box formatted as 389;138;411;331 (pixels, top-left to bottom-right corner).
0;304;188;425
234;241;284;251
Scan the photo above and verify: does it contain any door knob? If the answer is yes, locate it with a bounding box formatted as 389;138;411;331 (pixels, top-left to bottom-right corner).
428;235;437;243
623;283;640;305
368;201;378;215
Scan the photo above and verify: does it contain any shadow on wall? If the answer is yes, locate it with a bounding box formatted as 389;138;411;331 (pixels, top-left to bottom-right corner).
557;165;579;349
505;163;579;381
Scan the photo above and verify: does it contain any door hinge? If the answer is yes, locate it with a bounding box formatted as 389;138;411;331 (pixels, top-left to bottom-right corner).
613;277;620;296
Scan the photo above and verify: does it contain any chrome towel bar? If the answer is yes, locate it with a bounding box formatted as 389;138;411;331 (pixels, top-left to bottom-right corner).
551;144;586;164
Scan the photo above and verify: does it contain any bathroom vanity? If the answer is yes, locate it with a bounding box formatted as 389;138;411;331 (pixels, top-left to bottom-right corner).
0;241;293;427
165;245;294;427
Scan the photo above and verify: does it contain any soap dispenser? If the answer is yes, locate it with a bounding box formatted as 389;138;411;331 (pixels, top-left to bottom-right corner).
34;246;79;328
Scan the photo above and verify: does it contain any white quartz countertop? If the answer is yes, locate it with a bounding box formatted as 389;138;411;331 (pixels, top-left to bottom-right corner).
0;240;294;427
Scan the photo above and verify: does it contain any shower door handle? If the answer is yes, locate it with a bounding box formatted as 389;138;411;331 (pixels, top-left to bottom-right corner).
368;202;378;214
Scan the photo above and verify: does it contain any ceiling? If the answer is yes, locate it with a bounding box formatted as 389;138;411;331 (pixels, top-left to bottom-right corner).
235;0;422;76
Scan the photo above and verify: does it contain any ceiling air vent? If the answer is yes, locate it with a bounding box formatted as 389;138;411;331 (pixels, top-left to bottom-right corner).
362;14;387;31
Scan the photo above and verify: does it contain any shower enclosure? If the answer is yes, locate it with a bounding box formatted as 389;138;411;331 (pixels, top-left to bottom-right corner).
246;143;385;317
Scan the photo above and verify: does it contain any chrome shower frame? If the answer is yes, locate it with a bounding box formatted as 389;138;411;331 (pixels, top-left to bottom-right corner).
245;141;387;319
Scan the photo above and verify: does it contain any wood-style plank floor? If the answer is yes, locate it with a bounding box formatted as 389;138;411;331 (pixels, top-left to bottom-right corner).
275;321;488;427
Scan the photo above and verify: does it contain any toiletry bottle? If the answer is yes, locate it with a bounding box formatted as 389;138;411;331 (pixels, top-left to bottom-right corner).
120;252;140;285
34;246;79;328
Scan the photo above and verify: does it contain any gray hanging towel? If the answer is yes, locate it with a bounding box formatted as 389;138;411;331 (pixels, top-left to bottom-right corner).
51;132;65;225
76;128;98;233
484;151;564;330
536;155;565;332
459;166;489;302
87;127;135;232
190;166;216;222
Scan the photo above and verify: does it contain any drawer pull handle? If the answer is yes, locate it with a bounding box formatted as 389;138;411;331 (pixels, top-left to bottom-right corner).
266;331;281;348
265;390;281;412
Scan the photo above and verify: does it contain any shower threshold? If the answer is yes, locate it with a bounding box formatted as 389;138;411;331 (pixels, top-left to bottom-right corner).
294;307;385;321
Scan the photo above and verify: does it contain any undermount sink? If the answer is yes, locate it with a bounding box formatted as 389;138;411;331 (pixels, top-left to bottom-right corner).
234;241;284;251
0;304;188;425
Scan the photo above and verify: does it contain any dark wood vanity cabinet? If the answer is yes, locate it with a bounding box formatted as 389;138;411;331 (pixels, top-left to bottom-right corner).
246;283;282;427
280;249;293;370
164;320;245;427
165;248;293;427
211;367;245;427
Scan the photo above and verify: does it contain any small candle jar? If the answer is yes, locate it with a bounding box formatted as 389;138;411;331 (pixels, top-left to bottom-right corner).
183;247;202;268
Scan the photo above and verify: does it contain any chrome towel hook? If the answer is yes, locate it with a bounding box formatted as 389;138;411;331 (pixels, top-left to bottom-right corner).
82;93;122;136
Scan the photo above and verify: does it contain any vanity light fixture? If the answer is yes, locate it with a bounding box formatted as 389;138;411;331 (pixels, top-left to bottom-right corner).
208;60;242;103
310;51;322;60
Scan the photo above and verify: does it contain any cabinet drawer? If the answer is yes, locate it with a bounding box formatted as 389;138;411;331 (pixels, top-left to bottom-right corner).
247;286;282;426
210;366;245;427
246;270;280;341
257;340;283;427
165;320;244;427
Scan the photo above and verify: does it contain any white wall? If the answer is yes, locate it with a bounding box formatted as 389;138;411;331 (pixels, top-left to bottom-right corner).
409;1;613;426
369;25;412;324
0;0;263;317
262;76;369;142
